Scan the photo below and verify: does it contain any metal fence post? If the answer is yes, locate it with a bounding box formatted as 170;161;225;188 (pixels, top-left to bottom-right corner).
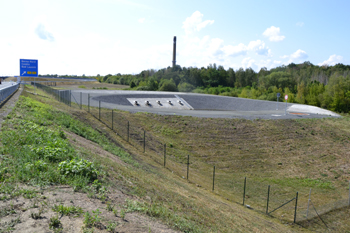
187;155;189;180
69;90;72;107
127;121;129;142
243;177;246;206
80;92;82;109
294;192;298;223
99;101;101;120
88;94;90;112
212;166;215;191
112;109;114;130
306;188;312;219
164;144;166;167
266;185;270;214
143;130;146;153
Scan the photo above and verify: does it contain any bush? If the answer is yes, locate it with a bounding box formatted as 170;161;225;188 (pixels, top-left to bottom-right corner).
159;80;178;92
58;159;99;180
130;81;136;88
178;82;195;92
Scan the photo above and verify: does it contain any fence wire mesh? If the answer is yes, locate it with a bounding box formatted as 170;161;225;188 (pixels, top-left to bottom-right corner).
34;83;350;225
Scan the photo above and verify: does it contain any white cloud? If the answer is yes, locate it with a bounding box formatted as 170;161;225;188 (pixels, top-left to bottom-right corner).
296;22;304;27
35;23;54;41
290;49;308;60
318;54;343;66
182;11;214;34
241;57;257;70
263;26;285;42
247;40;271;56
138;18;145;23
222;43;247;57
277;49;309;64
273;60;282;65
205;38;224;57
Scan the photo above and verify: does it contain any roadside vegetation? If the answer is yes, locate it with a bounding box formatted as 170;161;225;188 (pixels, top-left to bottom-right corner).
2;86;289;232
2;85;350;232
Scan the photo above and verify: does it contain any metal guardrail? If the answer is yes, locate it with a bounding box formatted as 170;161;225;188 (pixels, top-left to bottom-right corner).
0;82;20;105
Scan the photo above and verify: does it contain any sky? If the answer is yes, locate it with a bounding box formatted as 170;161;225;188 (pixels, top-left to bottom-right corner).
1;0;349;76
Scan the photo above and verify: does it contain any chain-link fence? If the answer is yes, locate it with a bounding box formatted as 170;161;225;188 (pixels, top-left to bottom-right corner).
34;84;350;225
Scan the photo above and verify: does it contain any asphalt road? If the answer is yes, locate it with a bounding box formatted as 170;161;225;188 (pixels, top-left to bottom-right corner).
70;90;340;120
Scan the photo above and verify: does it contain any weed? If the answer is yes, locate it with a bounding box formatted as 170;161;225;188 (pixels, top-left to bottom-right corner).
0;217;21;232
83;209;102;229
49;215;62;231
120;208;125;219
112;208;118;217
106;201;114;211
82;227;95;233
58;159;99;180
106;221;118;232
52;204;83;216
92;209;102;224
83;211;94;228
0;205;16;217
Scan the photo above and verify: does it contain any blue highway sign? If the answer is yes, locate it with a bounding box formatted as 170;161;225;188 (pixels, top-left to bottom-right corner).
20;59;38;77
277;92;281;98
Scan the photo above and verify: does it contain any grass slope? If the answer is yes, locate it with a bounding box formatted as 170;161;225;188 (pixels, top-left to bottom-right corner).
0;85;303;232
94;96;350;230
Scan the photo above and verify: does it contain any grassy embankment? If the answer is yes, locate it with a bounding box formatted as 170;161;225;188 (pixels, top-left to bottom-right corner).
1;85;300;232
87;93;350;231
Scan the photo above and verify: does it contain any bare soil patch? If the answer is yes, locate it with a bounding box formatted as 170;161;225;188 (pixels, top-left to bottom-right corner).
0;185;179;233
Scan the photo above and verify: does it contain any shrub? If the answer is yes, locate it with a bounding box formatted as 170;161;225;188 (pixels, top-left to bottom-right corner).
58;159;99;180
130;81;136;88
30;146;68;162
159;80;178;92
178;82;195;92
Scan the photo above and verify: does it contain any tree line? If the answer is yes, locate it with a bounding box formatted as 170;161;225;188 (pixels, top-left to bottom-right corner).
96;62;350;113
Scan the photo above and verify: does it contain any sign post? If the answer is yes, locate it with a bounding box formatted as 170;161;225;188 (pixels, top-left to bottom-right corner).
276;93;280;110
20;59;38;93
285;95;288;115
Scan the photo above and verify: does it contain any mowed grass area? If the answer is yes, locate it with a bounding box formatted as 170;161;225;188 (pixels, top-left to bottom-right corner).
0;85;301;232
93;101;350;230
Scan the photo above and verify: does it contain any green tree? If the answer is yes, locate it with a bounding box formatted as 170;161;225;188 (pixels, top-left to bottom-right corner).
159;79;178;92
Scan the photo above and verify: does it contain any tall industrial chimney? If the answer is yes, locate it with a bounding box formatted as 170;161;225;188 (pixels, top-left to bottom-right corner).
172;36;176;68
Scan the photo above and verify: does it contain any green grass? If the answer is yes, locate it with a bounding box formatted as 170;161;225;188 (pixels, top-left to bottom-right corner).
100;106;350;226
265;177;334;190
124;199;203;232
2;86;328;232
0;96;115;195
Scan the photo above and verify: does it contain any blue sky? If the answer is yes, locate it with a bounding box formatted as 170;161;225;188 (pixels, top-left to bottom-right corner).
1;0;349;76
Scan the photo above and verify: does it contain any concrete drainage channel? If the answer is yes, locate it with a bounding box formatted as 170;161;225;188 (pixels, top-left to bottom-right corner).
70;90;340;120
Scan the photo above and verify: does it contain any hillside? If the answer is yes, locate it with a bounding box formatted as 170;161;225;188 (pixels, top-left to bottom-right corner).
1;85;350;232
